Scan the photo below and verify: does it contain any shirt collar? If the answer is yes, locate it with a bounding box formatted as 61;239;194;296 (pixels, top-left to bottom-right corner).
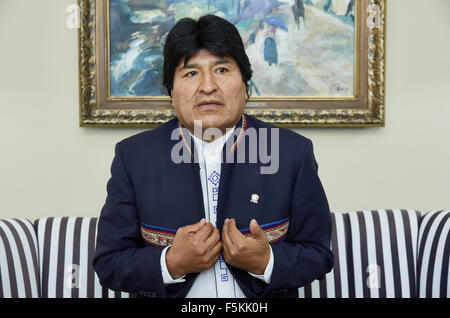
177;114;247;159
189;127;236;159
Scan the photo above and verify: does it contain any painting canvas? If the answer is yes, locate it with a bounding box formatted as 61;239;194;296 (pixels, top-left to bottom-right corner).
78;0;385;127
109;0;355;98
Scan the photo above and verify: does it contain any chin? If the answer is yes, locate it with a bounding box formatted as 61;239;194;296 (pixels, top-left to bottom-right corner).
201;119;228;130
195;114;225;127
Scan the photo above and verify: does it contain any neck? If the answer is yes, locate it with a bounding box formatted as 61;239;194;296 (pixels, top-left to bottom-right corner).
184;115;243;143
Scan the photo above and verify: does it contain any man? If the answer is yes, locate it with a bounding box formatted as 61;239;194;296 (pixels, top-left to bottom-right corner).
93;14;333;298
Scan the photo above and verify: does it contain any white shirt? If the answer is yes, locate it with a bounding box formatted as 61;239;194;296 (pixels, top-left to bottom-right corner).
159;127;274;297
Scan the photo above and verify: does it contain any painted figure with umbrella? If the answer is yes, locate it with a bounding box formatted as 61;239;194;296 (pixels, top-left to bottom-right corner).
262;17;288;66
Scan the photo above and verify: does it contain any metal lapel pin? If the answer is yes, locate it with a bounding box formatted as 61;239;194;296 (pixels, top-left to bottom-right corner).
250;194;259;204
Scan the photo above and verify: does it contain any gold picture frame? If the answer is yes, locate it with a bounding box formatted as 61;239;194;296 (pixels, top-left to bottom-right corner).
79;0;385;128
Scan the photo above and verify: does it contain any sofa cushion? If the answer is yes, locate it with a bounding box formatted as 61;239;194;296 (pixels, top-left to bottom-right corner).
417;210;450;298
298;209;421;298
35;217;129;298
0;218;40;298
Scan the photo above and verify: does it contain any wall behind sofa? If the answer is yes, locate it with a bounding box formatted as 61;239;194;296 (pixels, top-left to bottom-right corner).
0;0;449;220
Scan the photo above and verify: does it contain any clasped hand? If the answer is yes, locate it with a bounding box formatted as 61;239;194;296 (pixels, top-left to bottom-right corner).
165;218;270;279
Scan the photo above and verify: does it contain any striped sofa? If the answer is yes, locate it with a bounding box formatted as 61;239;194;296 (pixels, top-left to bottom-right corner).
0;210;449;298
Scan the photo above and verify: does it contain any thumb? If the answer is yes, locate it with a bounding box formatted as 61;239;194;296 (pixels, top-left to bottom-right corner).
250;219;266;241
186;218;206;233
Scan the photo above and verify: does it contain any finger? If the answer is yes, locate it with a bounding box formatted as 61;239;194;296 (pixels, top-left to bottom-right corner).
205;226;220;247
222;218;235;246
221;219;233;251
227;219;245;244
221;234;228;251
205;240;222;265
249;219;267;242
211;239;222;256
183;218;206;233
221;234;230;260
210;244;222;265
195;221;213;240
221;225;235;265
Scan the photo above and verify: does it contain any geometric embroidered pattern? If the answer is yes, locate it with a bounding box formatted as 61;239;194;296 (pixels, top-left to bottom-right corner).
240;218;290;243
208;171;220;186
140;223;176;247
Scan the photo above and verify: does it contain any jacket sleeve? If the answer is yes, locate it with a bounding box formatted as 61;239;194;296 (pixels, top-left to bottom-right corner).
93;142;168;297
264;138;334;295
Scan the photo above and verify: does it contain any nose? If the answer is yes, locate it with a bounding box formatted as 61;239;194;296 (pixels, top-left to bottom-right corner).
198;72;218;95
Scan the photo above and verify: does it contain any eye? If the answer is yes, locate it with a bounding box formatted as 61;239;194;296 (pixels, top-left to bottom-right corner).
184;71;197;77
216;67;227;73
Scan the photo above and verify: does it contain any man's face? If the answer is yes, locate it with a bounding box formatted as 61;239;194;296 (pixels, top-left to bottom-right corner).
171;49;248;138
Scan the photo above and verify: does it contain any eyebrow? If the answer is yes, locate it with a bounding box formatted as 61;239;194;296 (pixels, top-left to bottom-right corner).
179;58;232;71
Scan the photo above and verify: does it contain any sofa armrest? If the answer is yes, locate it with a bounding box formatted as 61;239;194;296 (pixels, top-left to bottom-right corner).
0;218;40;298
417;210;450;298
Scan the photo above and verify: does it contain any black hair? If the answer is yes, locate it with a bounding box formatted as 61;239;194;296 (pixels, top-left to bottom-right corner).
162;14;252;97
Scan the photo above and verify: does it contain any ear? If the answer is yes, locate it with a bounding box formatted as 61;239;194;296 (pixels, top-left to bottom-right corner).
244;83;250;101
244;85;249;102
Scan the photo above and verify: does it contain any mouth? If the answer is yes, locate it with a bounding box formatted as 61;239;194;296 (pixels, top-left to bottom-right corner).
196;100;223;110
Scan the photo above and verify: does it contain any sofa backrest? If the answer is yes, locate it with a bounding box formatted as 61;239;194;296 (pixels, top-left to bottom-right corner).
0;218;40;298
417;210;450;298
35;217;129;298
298;209;422;298
1;211;449;298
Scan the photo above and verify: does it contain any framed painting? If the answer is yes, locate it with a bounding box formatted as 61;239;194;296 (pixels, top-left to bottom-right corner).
79;0;385;127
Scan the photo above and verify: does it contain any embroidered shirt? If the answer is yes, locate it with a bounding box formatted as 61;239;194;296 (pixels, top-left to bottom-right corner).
159;125;274;297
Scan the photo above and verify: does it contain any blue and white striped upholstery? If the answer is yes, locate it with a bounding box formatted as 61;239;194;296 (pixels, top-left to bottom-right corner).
2;210;448;298
417;210;450;298
0;218;40;298
35;217;129;298
299;210;421;298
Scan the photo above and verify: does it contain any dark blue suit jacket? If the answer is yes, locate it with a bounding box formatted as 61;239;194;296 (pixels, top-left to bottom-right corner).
93;114;333;298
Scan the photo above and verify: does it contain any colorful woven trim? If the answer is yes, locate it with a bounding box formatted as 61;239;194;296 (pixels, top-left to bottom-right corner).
177;123;194;158
141;216;289;246
140;223;176;247
227;114;247;155
240;218;289;243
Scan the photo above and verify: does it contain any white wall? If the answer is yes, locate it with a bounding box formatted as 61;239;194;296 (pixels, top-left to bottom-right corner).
0;0;449;220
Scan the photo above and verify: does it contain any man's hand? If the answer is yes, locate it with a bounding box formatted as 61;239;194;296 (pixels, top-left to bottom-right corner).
165;219;222;279
222;218;270;275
